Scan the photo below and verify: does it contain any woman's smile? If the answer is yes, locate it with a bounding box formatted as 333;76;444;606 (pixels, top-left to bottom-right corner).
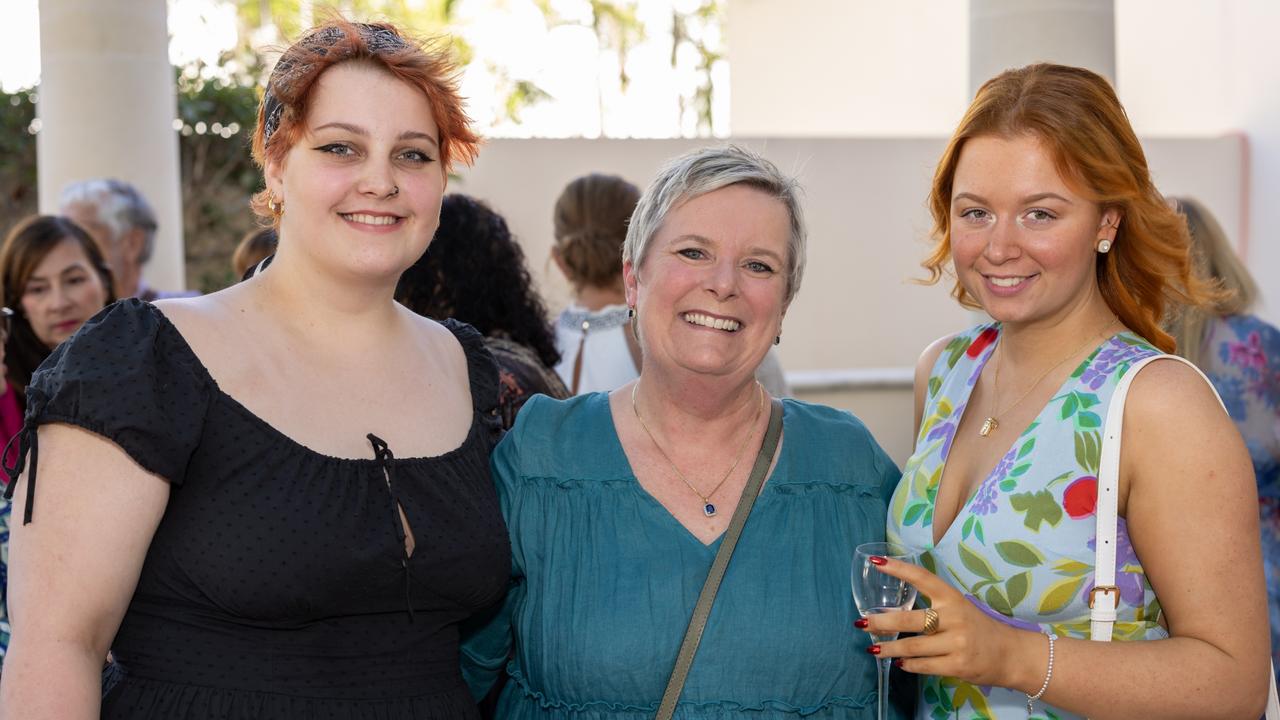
981;272;1039;296
681;311;742;332
338;210;406;232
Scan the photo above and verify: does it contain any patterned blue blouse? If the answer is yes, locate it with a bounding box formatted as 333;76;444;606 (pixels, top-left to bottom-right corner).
1199;314;1280;673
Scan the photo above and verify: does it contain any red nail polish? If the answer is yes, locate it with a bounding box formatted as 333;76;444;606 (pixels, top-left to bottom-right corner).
854;618;869;629
893;659;904;668
869;556;888;566
866;644;881;655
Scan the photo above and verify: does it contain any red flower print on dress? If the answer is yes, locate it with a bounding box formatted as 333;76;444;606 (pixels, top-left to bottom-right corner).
1063;476;1098;519
967;327;999;359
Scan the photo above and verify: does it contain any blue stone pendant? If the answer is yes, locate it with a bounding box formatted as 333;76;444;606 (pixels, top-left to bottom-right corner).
703;503;717;517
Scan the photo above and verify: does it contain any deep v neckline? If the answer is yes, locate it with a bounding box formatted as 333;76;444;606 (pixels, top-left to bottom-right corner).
927;329;1117;548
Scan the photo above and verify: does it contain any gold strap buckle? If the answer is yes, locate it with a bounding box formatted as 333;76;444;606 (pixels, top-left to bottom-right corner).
1088;585;1119;609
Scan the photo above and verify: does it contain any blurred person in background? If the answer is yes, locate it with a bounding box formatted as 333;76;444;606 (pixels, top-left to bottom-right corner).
397;193;568;429
232;226;278;279
0;306;15;668
1168;195;1280;678
550;172;642;394
59;178;195;301
0;215;114;406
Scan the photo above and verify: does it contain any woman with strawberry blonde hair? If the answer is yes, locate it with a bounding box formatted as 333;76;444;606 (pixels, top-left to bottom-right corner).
863;63;1269;718
0;19;507;719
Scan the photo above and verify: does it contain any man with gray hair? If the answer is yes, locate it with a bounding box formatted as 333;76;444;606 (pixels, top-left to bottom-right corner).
59;178;192;300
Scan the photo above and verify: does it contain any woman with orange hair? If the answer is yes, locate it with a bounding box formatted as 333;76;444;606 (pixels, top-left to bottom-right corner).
860;64;1270;718
0;20;507;719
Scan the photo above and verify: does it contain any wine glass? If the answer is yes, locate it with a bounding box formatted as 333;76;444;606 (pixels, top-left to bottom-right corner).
852;541;919;720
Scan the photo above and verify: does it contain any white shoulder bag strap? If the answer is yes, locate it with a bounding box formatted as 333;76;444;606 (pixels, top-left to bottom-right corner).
1094;354;1279;717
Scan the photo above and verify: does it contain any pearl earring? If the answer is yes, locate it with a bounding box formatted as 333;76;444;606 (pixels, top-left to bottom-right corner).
1097;239;1112;254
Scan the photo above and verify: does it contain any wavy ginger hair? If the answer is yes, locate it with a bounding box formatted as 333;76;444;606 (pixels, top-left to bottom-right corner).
922;63;1217;352
249;19;479;224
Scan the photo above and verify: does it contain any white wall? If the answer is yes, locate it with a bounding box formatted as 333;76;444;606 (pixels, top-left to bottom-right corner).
726;0;970;136
1117;0;1280;324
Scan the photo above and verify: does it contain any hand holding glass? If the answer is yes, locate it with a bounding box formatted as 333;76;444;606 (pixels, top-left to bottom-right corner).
851;542;918;720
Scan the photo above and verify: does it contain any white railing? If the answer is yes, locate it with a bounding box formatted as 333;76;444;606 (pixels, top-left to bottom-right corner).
786;367;914;392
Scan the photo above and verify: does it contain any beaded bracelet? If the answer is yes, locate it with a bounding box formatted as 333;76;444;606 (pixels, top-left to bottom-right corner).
1025;631;1058;713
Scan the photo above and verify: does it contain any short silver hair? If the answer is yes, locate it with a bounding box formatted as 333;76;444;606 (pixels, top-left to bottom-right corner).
622;145;807;305
58;178;158;264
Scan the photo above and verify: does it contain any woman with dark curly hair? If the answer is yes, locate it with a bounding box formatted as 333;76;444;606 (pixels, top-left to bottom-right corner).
398;194;569;429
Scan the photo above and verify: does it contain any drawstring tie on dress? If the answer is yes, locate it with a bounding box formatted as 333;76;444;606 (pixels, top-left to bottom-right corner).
3;423;38;524
368;433;414;623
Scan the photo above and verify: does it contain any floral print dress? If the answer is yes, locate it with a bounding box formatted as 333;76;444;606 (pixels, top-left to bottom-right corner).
888;324;1165;720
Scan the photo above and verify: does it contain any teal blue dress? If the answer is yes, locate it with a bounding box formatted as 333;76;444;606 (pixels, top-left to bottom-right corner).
461;393;903;718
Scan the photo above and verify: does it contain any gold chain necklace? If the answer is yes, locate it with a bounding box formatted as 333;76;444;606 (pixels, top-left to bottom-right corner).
979;321;1114;438
631;381;764;517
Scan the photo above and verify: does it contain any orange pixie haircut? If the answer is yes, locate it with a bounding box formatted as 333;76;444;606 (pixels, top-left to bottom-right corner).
921;63;1217;352
249;18;480;223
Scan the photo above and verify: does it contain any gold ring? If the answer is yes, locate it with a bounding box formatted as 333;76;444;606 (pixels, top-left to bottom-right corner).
922;607;940;635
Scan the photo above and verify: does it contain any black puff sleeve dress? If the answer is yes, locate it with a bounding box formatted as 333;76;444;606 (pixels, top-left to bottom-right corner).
4;299;511;719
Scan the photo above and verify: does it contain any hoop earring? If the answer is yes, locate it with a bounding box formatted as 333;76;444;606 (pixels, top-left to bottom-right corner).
1097;239;1112;254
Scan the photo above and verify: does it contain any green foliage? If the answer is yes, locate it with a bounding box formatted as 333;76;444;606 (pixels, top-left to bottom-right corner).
672;0;721;134
0;89;38;229
505;79;552;123
174;54;268;292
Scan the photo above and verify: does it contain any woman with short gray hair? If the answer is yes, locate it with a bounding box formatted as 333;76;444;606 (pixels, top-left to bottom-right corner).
463;144;901;718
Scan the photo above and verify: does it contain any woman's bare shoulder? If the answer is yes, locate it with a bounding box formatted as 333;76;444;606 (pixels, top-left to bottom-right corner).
1125;356;1226;425
1122;355;1249;484
151;286;241;340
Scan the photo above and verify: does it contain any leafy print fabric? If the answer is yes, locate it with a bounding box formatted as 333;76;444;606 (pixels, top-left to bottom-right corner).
888;324;1166;719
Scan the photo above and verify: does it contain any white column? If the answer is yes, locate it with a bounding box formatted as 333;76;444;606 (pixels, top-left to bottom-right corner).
36;0;186;291
969;0;1116;96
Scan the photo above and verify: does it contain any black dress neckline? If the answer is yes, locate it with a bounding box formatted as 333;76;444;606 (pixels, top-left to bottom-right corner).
143;300;487;467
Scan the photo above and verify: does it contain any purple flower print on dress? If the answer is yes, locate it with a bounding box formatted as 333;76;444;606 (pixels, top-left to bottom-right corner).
927;401;964;459
971;446;1016;516
1078;340;1153;391
968;348;996;387
1085;517;1145;607
966;594;1042;633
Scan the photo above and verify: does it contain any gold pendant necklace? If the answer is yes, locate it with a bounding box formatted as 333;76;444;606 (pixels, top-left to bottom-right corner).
631;381;764;517
980;320;1115;438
